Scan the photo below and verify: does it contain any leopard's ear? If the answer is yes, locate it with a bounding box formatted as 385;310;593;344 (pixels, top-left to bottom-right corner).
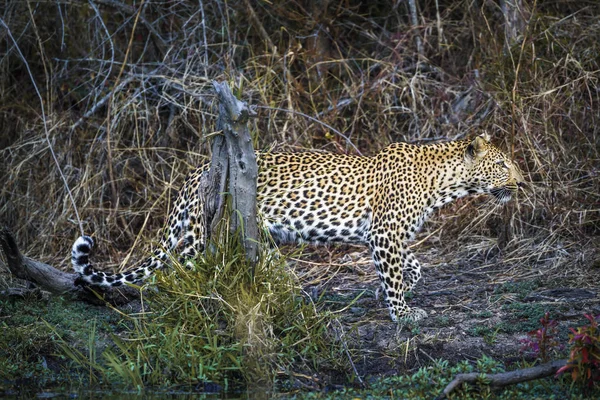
465;135;489;162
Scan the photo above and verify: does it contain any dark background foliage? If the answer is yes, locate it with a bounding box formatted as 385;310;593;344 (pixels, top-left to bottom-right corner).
0;0;598;284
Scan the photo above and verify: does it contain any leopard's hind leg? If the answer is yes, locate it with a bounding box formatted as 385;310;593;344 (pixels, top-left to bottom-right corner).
176;172;207;264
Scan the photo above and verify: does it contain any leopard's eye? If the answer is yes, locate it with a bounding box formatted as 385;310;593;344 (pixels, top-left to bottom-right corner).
496;160;508;169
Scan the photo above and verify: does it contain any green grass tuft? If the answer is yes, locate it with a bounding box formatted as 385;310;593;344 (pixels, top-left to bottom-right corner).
56;223;345;390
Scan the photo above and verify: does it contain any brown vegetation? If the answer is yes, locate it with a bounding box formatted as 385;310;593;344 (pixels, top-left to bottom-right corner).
0;0;598;319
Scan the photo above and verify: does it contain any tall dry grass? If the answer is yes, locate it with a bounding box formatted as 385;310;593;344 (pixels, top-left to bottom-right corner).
0;1;598;285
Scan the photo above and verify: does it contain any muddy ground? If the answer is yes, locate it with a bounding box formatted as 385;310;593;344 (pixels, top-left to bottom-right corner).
291;240;600;383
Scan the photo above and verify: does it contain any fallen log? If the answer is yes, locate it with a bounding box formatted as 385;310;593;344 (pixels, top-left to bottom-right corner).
436;359;567;399
0;227;138;305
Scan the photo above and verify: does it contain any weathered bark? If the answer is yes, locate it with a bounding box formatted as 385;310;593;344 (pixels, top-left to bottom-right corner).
202;131;229;246
0;227;138;305
208;81;259;268
437;359;567;399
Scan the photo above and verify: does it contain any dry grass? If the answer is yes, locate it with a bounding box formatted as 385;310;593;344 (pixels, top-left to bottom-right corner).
0;0;598;286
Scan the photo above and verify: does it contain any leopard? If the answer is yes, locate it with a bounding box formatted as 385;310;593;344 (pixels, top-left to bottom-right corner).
71;133;525;322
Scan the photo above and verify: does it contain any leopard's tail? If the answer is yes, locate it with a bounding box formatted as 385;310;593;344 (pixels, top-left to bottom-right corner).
71;235;94;275
71;235;166;287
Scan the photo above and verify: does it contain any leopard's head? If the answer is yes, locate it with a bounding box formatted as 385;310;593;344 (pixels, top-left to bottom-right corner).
464;133;525;203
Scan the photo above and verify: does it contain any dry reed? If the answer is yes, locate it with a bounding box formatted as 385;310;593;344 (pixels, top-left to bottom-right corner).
0;0;598;289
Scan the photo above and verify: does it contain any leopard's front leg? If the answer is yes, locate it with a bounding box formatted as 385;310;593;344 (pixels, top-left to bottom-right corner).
369;231;427;322
401;248;422;293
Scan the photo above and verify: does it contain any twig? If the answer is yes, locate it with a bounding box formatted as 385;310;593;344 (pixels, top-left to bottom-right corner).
436;359;567;400
316;97;356;118
88;0;115;97
198;0;209;78
256;105;362;155
407;0;423;58
92;0;166;58
0;18;84;237
333;319;365;387
71;75;137;130
104;0;146;221
242;0;277;54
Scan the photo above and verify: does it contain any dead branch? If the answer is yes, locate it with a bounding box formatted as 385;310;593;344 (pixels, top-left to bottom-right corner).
437;359;567;399
92;0;167;58
210;81;260;267
0;227;138;305
71;74;138;130
242;0;277;55
407;0;423;58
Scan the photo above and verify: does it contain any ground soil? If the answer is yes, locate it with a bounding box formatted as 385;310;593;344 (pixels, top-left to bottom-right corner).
290;241;600;383
1;230;598;394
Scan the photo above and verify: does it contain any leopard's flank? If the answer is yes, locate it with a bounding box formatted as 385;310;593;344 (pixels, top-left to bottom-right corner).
71;134;524;322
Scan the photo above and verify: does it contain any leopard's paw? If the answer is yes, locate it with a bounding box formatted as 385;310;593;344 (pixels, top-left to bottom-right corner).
391;307;428;323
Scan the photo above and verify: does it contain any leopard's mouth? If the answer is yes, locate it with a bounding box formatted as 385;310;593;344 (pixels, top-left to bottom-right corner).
490;186;516;204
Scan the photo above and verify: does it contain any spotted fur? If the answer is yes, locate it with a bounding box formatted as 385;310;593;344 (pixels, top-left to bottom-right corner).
72;134;524;322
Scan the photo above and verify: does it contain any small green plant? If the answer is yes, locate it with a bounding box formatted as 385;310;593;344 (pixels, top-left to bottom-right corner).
557;314;600;390
476;354;504;374
434;316;451;327
499;302;551;333
520;312;562;363
483;327;501;346
469;324;491;337
493;281;539;301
